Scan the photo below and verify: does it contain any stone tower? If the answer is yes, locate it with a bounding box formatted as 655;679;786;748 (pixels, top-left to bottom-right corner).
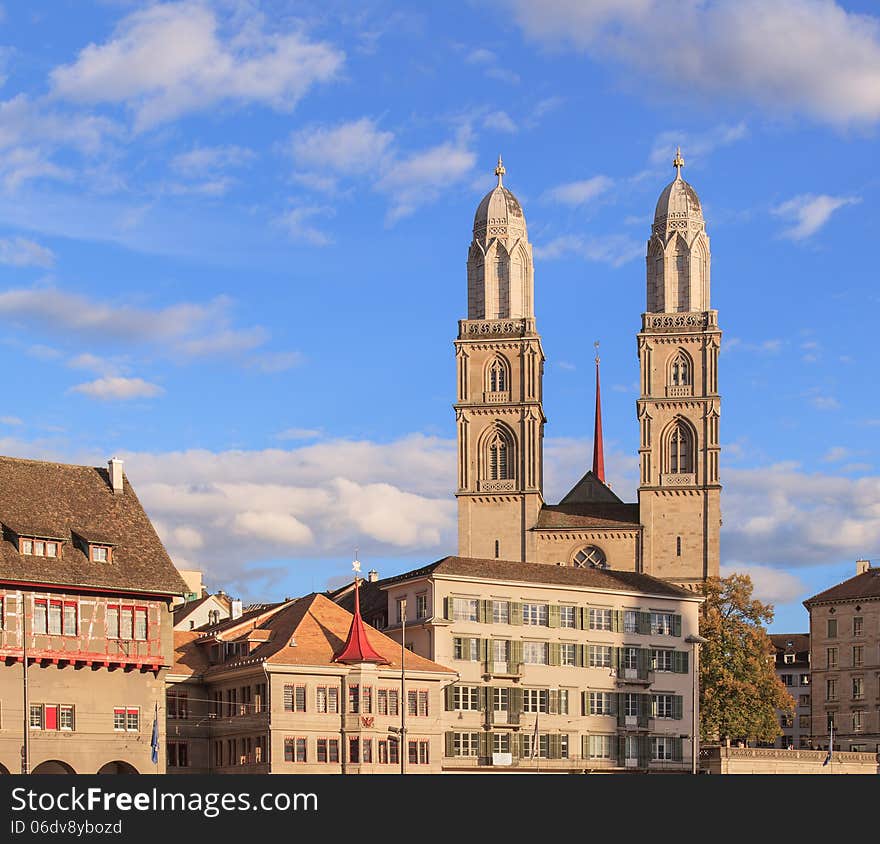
455;157;545;562
637;149;721;589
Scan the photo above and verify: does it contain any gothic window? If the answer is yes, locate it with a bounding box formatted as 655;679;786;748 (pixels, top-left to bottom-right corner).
494;255;509;319
666;421;693;474
669;351;692;386
486;428;512;480
572;546;607;570
487;357;508;393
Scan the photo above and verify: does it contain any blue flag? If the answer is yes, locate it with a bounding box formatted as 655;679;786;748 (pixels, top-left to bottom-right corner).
150;702;159;765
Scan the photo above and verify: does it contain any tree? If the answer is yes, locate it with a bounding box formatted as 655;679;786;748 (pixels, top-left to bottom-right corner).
698;573;795;745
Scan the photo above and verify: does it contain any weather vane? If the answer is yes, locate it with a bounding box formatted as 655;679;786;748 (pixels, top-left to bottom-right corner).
495;154;505;187
673;146;684;176
594;340;600;365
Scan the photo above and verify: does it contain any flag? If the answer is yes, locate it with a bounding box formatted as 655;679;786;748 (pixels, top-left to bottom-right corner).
823;721;833;767
150;702;159;765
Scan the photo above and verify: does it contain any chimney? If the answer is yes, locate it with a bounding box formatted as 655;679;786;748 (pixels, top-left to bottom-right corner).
108;458;124;494
231;598;242;619
857;559;871;575
368;569;379;583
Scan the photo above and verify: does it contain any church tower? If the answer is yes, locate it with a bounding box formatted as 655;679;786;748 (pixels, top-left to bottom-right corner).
637;149;721;588
455;158;545;562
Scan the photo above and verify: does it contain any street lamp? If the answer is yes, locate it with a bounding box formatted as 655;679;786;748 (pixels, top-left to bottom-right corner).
400;598;407;775
684;633;707;775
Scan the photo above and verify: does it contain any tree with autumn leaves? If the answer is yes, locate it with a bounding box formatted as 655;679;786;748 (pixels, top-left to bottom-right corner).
698;573;795;745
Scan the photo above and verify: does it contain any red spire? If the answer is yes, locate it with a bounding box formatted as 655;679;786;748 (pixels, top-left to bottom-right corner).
334;576;390;665
592;342;605;483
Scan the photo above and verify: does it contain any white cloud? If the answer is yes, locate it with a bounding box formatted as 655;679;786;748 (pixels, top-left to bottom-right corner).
50;2;344;130
233;510;314;546
649;123;748;167
276;428;323;441
69;375;164;400
483;110;518;133
542;175;613;206
276;205;334;246
0;236;55;267
171;145;254;176
823;446;850;463
534;233;642;267
719;563;807;605
773;193;860;240
0;286;279;362
501;0;880;125
290;118;393;176
0;416;22;426
811;394;840;411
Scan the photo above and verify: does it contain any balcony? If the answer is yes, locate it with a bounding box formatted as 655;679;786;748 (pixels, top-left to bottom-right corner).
615;667;654;686
666;385;693;398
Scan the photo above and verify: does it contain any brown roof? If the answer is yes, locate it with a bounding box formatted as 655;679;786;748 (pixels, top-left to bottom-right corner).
371;555;696;599
535;502;641;530
171;630;211;676
183;594;454;678
770;633;810;653
804;568;880;606
0;455;188;596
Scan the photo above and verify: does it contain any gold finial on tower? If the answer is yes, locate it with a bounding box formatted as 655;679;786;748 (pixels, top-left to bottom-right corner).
673;146;685;177
495;154;505;187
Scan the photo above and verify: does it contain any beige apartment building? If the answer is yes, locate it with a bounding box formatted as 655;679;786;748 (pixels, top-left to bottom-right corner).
0;456;188;774
165;588;454;773
769;633;811;749
338;557;703;773
804;560;880;753
455;152;721;591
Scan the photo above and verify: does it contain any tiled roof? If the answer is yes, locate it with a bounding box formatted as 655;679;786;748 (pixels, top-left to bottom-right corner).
353;555;696;600
770;633;810;653
171;630;211;676
803;568;880;605
178;594;454;678
0;455;188;596
535;502;641;530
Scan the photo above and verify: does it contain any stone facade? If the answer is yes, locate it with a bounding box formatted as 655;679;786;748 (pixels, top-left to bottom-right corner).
770;633;812;749
700;745;877;775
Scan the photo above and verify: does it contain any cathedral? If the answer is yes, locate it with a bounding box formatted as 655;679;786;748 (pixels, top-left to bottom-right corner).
454;151;721;590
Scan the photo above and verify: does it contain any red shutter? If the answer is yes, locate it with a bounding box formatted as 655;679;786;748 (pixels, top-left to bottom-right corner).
44;705;58;730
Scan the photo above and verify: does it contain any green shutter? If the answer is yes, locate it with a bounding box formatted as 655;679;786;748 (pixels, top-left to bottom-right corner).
509;640;523;674
444;597;453;621
549;690;559;715
614;646;623;673
582;734;589;759
617;694;626;727
445;732;455;757
445;685;455;711
510;602;523;625
508;687;522;725
577;643;586;667
673;737;684;762
673;615;682;637
673;695;684;721
549;734;561;760
548;642;561;666
673;650;689;673
581;691;587;716
638;735;650;768
638;647;650;679
639;693;649;728
478;686;487;712
548;605;560;628
478;731;491;759
637;612;651;635
612;610;624;633
608;692;618;716
576;607;585;630
616;736;626;765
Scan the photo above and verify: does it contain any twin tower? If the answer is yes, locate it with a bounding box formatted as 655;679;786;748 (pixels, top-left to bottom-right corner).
453;153;721;589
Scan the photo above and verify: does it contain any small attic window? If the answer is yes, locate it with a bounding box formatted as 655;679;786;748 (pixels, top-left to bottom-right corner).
783;653;795;664
91;545;111;563
19;538;59;557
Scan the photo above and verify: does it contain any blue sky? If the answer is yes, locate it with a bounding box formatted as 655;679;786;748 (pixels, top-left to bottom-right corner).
0;0;878;632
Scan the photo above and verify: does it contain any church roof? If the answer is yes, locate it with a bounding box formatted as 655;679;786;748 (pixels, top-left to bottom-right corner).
368;555;695;600
654;148;702;224
334;578;390;665
473;156;527;239
803;567;880;605
535;501;641;530
558;470;623;506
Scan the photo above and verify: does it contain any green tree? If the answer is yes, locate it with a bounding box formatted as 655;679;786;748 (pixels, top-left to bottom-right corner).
698;573;795;745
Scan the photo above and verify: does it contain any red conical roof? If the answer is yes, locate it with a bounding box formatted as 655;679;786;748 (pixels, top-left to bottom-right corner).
333;578;390;665
592;354;605;483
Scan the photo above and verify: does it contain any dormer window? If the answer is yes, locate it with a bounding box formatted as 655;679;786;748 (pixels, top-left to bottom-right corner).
91;545;111;562
19;537;59;557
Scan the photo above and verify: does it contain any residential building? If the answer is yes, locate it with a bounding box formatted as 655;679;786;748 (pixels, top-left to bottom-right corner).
455;152;720;590
165;586;454;773
173;584;239;631
803;560;880;753
769;633;811;748
336;556;702;773
0;456;188;774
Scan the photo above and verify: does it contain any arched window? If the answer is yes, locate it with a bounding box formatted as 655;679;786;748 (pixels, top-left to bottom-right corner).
487;429;512;480
572;546;607;569
669;351;691;386
667;422;693;474
488;357;508;393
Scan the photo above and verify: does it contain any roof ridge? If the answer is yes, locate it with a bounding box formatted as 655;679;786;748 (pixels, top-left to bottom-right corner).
0;454;112;472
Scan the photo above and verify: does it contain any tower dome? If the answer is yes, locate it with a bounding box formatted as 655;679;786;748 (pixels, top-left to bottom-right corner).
473;155;527;240
645;147;711;314
466;157;534;321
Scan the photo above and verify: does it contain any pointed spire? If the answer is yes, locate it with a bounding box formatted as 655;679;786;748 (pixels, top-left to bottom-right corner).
495;154;505;187
673;146;685;179
334;558;390;665
592;341;605;483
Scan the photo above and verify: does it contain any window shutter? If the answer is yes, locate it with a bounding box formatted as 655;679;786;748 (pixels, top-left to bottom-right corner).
638;735;650;768
616;695;625;728
508;687;522;725
673;737;683;762
549;689;559;714
673;650;689;673
581;691;587;716
582;734;588;759
616;735;626;765
509;640;523;674
608;693;618;716
549;643;561;666
548;605;560;628
445;732;455;757
478;686;488;713
478;731;491;759
614;646;623;673
444;598;453;621
479;638;490;663
638;647;650;678
673;615;682;637
578;607;587;630
577;643;586;668
637;612;651;635
510;602;523;626
445;685;455;711
612;610;624;633
479;600;490;624
673;695;684;721
639;694;649;727
549;734;561;759
513;733;523;759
